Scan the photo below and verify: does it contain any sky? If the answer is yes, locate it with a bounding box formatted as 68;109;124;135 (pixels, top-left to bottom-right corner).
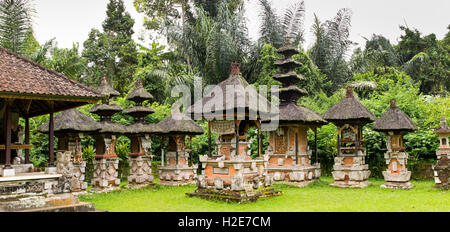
32;0;450;51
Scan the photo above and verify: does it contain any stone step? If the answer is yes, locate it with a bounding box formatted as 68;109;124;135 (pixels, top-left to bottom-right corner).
17;202;101;212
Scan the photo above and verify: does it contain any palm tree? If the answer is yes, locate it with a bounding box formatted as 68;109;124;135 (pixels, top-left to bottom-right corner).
0;0;35;54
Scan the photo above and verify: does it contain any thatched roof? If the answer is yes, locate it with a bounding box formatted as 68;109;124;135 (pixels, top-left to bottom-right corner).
274;58;303;69
158;106;204;135
123;106;155;116
187;63;277;119
277;40;300;58
125;122;162;135
263;102;327;125
126;79;153;103
97;76;120;98
274;71;305;86
323;86;376;124
433;116;450;133
37;109;101;134
89;103;122;116
373;99;417;132
96;121;128;134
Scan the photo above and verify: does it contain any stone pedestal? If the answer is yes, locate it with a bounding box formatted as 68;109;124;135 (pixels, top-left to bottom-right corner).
91;158;120;190
128;155;153;185
188;136;281;202
433;156;449;190
158;151;197;186
55;151;88;192
330;150;371;188
381;151;413;189
266;127;321;187
1;168;15;177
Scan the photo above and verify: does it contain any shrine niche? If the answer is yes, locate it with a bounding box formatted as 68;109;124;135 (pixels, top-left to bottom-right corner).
186;63;281;203
264;40;328;187
89;76;127;191
432;116;449;190
157;105;203;185
323;86;375;188
373;99;418;189
37;109;101;192
123;79;160;187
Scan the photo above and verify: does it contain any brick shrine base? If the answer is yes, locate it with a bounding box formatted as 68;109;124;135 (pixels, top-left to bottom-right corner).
186;187;282;203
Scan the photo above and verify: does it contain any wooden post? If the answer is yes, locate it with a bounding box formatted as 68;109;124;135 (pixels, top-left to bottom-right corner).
175;136;179;166
295;132;299;165
337;129;341;157
314;127;318;164
161;137;165;167
4;100;12;168
235;120;240;157
48;112;55;166
25;117;30;164
258;128;262;157
208;121;212;157
189;136;193;167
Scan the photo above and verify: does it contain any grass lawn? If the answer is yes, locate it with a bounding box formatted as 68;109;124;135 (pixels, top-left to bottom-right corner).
79;177;449;212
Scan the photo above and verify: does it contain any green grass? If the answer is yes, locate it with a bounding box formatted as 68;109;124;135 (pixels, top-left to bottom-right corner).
79;177;449;212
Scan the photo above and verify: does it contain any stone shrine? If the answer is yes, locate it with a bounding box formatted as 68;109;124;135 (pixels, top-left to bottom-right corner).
373;99;418;189
123;79;160;187
186;63;281;202
37;109;101;192
89;77;127;190
157;105;203;185
432;116;449;190
265;40;328;187
323;86;375;188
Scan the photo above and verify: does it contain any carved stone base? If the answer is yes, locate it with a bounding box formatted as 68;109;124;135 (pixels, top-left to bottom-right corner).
127;156;153;186
91;158;120;191
186;187;281;203
71;162;88;192
381;181;413;189
268;164;321;187
158;166;197;186
330;180;371;188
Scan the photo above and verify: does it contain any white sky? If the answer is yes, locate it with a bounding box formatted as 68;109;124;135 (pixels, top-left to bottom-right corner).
33;0;450;52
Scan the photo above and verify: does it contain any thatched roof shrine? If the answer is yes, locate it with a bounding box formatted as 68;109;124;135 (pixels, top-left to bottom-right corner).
37;108;101;134
323;86;376;124
187;63;276;120
158;106;204;135
126;79;153;104
373;99;417;132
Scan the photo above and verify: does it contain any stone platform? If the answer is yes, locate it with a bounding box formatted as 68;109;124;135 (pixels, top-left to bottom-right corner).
0;173;97;212
186;187;281;203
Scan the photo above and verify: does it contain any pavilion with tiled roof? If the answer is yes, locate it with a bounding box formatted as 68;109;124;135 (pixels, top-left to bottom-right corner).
0;46;102;177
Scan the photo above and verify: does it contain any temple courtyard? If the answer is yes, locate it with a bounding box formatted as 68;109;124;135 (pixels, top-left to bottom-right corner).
79;177;449;212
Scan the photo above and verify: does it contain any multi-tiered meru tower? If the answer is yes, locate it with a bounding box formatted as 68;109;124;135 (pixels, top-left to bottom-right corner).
265;40;328;187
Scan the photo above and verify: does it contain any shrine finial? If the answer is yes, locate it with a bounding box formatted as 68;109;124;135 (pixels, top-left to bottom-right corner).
390;99;397;108
441;116;447;127
230;62;241;75
346;86;354;98
135;78;143;89
101;76;108;86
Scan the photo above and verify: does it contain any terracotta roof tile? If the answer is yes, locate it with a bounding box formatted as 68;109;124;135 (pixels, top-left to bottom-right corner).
0;46;101;99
